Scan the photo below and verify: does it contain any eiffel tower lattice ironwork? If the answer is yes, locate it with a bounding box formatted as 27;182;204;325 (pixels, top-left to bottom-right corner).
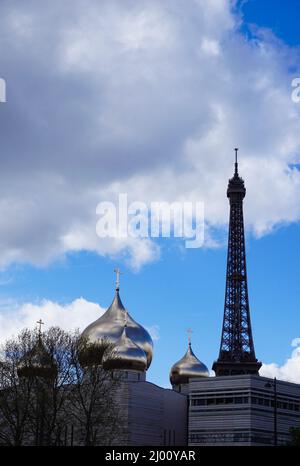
212;149;262;376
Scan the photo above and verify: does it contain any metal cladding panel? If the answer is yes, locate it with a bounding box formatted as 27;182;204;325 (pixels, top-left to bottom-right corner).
114;380;187;446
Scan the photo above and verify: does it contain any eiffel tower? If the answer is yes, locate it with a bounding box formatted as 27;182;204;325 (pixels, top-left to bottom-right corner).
212;149;262;376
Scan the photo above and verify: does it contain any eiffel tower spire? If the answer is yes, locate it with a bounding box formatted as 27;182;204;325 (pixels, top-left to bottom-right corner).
212;149;261;376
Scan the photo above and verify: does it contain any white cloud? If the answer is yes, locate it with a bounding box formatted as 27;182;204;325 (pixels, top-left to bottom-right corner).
260;339;300;384
201;38;220;56
0;1;300;270
0;298;105;343
292;338;300;347
0;297;159;345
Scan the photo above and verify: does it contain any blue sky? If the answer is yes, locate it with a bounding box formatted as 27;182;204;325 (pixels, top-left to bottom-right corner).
239;0;300;46
0;0;300;387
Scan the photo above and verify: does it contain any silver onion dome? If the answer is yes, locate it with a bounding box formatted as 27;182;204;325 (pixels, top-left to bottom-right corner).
81;286;153;368
170;342;209;385
17;337;57;379
102;326;147;372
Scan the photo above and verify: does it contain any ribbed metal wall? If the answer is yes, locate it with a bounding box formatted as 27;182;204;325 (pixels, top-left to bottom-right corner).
188;375;300;446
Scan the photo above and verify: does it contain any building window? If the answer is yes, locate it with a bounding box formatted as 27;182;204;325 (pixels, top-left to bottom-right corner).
191;395;253;407
225;397;234;404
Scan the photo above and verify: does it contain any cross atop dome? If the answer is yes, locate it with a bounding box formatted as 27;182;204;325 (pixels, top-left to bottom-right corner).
36;319;44;337
187;328;193;345
114;267;123;291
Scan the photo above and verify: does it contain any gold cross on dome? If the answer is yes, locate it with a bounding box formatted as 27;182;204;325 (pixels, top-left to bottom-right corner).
187;328;193;344
36;319;44;336
114;267;123;290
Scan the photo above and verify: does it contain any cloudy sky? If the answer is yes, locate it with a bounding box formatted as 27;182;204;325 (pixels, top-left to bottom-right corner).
0;0;300;387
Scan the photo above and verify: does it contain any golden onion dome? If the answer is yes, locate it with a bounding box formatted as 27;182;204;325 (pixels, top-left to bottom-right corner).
17;337;57;379
81;285;153;369
102;326;147;372
170;342;209;385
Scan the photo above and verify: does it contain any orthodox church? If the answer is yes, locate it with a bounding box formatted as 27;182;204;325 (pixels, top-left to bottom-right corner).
80;271;200;445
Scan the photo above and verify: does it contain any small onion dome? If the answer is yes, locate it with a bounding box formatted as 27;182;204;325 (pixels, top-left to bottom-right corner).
170;343;209;385
102;326;147;372
17;338;57;379
81;288;153;368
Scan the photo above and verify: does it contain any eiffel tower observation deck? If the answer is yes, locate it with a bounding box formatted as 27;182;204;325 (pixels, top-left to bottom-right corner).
212;149;262;376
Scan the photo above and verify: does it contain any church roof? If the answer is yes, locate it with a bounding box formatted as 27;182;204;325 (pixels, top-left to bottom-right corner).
170;342;209;385
81;274;153;369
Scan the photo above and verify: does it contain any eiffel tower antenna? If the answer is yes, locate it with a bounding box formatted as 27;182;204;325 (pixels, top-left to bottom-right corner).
234;147;238;175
